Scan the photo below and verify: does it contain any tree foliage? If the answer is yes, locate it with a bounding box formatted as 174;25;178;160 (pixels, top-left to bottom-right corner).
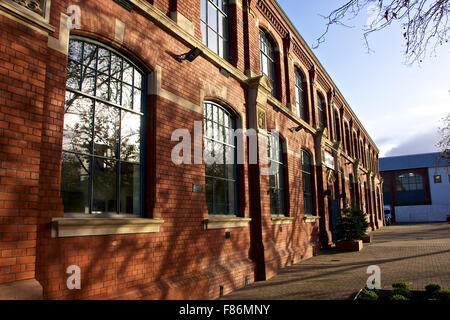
336;206;370;241
315;0;449;64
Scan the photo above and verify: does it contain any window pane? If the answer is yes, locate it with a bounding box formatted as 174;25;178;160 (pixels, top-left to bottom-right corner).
121;111;141;162
66;61;81;90
214;179;226;210
92;158;117;214
120;163;141;214
81;66;95;95
93;102;120;159
133;88;142;112
97;48;110;74
134;70;142;89
82;42;97;68
201;0;206;21
110;53;122;79
208;29;218;55
122;83;133;109
61;153;90;214
122;61;133;85
68;40;83;62
109;77;122;105
96;72;109;100
201;21;207;44
205;177;214;213
226;180;235;214
63;94;93;154
208;2;218;30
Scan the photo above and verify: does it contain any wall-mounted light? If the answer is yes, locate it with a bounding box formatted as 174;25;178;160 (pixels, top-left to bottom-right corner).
175;47;202;62
289;124;304;132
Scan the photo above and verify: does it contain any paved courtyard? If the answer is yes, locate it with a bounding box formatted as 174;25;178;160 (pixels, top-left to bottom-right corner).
221;222;450;300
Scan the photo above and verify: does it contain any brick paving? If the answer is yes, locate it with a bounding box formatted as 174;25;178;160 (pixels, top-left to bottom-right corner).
220;223;450;300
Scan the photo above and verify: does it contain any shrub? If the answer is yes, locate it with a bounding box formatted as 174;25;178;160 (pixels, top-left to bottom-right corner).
391;294;408;301
392;282;410;291
391;287;411;299
437;289;450;301
336;206;370;241
358;289;378;301
425;283;441;298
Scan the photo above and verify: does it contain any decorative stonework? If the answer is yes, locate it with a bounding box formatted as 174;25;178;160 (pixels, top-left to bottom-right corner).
12;0;43;15
257;108;267;130
256;0;288;38
292;40;313;69
327;170;336;186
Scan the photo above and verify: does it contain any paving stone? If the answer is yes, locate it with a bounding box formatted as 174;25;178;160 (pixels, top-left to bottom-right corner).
220;223;450;300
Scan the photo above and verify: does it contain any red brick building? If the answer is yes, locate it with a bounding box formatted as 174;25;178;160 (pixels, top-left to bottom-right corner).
0;0;384;299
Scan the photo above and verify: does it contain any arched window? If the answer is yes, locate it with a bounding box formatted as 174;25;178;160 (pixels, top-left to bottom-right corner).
200;0;229;59
333;109;340;142
268;132;286;216
395;172;426;205
294;68;306;120
203;101;238;215
62;38;145;215
344;123;351;155
301;150;314;215
317;94;325;129
349;174;355;206
259;29;276;96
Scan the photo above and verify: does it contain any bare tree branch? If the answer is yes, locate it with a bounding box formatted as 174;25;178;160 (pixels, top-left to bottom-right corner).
315;0;449;64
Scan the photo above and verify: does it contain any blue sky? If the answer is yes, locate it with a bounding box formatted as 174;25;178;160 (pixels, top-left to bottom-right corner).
277;0;450;157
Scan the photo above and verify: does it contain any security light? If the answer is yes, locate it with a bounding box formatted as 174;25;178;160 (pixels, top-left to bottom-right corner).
289;125;304;132
176;47;202;62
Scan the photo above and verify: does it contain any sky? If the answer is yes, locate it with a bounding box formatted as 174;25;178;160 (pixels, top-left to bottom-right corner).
277;0;450;158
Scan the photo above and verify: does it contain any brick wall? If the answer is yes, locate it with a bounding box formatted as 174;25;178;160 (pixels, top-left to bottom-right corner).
0;0;383;299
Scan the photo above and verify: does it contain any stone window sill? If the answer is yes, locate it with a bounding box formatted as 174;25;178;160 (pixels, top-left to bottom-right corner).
51;217;164;237
203;216;251;230
303;215;320;223
271;215;294;225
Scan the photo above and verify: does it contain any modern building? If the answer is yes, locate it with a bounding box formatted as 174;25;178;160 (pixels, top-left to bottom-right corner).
380;151;449;223
0;0;383;299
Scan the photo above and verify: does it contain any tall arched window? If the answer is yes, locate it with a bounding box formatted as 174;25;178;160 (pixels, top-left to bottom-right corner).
200;0;229;59
333;109;340;142
344;123;351;155
301;150;314;215
62;38;145;216
203;101;238;215
294;68;306;120
349;174;355;206
259;29;276;96
268;132;286;216
317;94;325;129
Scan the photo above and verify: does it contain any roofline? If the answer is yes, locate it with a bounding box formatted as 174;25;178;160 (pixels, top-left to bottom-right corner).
269;0;379;153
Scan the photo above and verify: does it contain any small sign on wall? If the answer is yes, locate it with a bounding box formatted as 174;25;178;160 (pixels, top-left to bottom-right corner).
324;151;335;170
192;183;203;193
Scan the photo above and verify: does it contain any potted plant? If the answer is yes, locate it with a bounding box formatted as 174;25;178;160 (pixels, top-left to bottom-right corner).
335;206;369;251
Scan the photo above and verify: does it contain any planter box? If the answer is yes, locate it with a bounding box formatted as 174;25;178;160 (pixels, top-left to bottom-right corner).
361;234;373;243
335;240;363;252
